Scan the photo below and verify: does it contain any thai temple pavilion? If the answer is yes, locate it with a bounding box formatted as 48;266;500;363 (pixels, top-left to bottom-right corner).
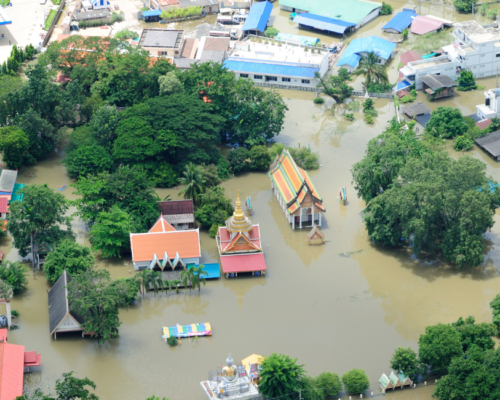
216;191;267;278
130;214;201;270
268;149;325;229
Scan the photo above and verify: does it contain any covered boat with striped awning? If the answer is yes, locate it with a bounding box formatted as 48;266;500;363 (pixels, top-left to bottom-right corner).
162;323;212;340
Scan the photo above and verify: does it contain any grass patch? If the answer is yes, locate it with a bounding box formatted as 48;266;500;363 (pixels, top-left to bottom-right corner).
405;29;453;55
44;9;57;31
0;0;9;6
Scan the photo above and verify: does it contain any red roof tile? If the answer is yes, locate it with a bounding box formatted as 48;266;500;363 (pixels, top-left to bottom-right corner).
0;342;25;400
218;226;262;252
476;119;492;130
158;200;194;216
220;253;267;273
149;216;176;233
0;198;7;214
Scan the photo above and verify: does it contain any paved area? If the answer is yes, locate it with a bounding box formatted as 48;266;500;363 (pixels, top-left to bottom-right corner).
0;0;53;64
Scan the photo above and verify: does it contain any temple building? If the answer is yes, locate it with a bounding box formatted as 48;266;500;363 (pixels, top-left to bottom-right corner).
268;149;325;229
216;192;267;278
130;214;201;270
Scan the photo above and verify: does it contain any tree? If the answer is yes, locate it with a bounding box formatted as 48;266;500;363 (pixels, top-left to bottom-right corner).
136;269;151;298
451;316;496;352
68;268;121;344
180;268;193;293
114;29;139;39
389;347;422;383
62;145;113;179
189;265;208;293
0;261;28;294
490;293;500;330
352;52;389;87
419;323;463;374
426;107;468;138
200;164;221;187
227;147;250;175
454;134;474;151
108;277;140;307
171;279;181;294
194;186;234;236
43;239;95;285
0;278;13;301
342;369;369;395
314;372;342;399
149;270;163;296
454;0;477;13
159;71;183;96
9;185;73;265
259;353;306;400
264;27;279;38
315;68;354;104
178;162;206;206
269;143;320;170
0;126;29;169
89;206;134;258
53;372;99;400
457;69;477;91
249;145;271;171
380;2;393;14
89;105;121;150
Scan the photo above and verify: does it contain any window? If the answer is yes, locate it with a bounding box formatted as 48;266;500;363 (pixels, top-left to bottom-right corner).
481;54;486;57
266;76;277;81
254;75;263;79
240;74;248;78
282;77;291;82
496;54;500;57
302;79;310;84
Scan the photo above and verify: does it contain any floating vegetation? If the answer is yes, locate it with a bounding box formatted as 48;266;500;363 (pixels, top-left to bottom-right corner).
339;249;363;257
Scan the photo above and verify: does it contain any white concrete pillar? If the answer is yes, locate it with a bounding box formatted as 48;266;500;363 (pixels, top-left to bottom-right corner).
311;206;314;228
319;213;322;226
5;301;11;329
300;209;302;228
292;216;295;229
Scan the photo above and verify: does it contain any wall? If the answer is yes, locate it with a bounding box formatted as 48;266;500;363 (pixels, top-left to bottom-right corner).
355;7;381;30
42;0;66;48
143;46;179;57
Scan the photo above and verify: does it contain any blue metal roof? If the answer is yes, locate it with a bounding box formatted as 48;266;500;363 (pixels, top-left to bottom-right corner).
242;1;273;32
293;13;356;34
275;32;319;46
382;9;417;33
224;60;319;77
337;36;396;68
396;80;412;91
0;6;12;25
142;9;162;18
188;263;220;279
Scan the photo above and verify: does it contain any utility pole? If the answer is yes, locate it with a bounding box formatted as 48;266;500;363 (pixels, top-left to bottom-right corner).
418;0;421;15
472;2;474;20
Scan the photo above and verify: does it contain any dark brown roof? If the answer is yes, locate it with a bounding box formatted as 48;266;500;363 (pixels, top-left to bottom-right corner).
48;271;84;334
475;130;500;158
420;74;457;91
402;102;432;117
158;200;194;216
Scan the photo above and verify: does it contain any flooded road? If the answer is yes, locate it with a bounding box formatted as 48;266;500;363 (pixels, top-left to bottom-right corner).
5;2;500;400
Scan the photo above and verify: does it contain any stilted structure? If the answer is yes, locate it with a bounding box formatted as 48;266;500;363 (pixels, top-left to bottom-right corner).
216;191;267;278
306;224;324;245
268;149;325;229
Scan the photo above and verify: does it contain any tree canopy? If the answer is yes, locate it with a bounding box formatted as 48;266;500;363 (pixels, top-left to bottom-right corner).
419;323;463;374
0;261;28;294
194;186;234;237
315;68;354;104
0;126;29;169
259;353;306;400
426;107;469;138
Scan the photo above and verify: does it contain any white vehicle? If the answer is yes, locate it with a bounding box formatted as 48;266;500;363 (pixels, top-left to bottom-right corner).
209;30;230;37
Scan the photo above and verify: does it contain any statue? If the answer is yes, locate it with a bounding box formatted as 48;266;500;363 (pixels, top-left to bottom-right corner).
221;353;237;382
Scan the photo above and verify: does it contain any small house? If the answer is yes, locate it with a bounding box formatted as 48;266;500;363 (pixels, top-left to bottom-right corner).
242;1;273;36
157;199;195;230
475;130;500;161
337;36;396;72
411;15;444;35
139;29;184;57
419;74;457;101
382;9;417;34
48;271;86;339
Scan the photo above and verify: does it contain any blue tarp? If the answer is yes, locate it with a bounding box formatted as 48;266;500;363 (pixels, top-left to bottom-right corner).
337;36;396;69
0;5;12;25
242;1;273;32
382;9;417;33
275;32;319;46
91;0;111;9
422;52;437;59
142;10;162;18
293;13;356;34
397;80;412;90
224;60;319;77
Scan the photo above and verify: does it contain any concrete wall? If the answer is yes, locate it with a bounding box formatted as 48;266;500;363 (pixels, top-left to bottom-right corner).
355;8;381;30
143;46;180;57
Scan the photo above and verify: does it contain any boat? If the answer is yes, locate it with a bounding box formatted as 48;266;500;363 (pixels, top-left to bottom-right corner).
340;186;347;205
58;184;67;191
162;323;212;340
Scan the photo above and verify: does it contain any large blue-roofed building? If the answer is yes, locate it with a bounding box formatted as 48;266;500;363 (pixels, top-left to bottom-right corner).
293;13;356;35
382;8;417;33
242;1;273;35
337;36;396;71
275;33;319;46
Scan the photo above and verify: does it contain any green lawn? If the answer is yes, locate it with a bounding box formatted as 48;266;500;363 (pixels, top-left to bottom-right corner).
44;9;57;31
0;0;10;7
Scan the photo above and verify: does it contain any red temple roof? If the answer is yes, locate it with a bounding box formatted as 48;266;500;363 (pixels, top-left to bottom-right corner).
0;341;25;400
220;253;267;273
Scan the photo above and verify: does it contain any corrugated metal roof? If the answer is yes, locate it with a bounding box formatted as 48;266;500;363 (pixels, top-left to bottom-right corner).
0;342;25;400
475;130;500;158
293;13;356;34
382;9;417;33
279;0;381;25
224;60;319;77
0;5;12;25
242;1;273;32
0;170;17;194
142;10;162;18
275;33;319;46
337;36;396;68
420;74;457;90
411;15;443;35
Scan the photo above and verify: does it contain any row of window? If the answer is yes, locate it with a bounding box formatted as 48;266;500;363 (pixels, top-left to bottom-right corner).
240;74;310;84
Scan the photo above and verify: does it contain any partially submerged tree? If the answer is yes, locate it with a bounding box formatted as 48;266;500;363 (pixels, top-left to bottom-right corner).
342;369;369;395
426;106;468;138
315;68;354;104
352;52;389;87
178;162;206;206
0;126;29;169
389;347;422;383
259;353;306;400
419;323;463;374
0;261;28;294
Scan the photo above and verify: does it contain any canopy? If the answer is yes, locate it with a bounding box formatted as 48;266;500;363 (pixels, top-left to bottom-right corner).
242;354;264;372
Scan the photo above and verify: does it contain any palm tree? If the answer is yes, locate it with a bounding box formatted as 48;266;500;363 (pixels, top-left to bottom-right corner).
135;269;151;298
171;280;181;294
163;278;172;296
180;269;194;293
178;162;206;206
150;270;163;296
190;265;208;293
352;52;389;88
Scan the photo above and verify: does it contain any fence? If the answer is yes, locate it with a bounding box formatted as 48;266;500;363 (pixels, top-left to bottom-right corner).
352;91;394;99
42;0;66;48
253;82;321;92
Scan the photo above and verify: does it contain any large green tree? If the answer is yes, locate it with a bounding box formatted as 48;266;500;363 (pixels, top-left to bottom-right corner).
419;323;463;374
9;185;73;264
0;126;29;169
451;316;496;352
62;144;113;179
89;105;121;150
315;68;354;104
454;0;477;13
178;163;206;206
42;239;95;285
68;268;121;344
389;347;422;383
352;51;389;87
194;186;234;236
0;261;28;294
426;107;469;138
342;369;369;395
259;353;306;400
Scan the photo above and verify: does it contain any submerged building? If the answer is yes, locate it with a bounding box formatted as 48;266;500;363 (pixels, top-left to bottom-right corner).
337;36;396;72
268;149;325;229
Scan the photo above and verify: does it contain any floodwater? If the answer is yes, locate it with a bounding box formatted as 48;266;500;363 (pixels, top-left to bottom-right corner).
4;2;500;400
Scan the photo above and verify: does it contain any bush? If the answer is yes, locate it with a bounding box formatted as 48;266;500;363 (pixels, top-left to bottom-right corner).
400;95;415;103
115;29;139;40
457;70;477;91
347;100;360;112
345;113;354;121
264;27;279;38
11;309;20;317
109;277;140;307
313;97;324;104
380;2;393;15
454;134;474;151
480;3;488;15
410;89;417;97
0;261;28;294
161;6;202;19
227;147;250;175
402;27;409;40
365;115;374;124
487;8;498;19
342;369;369;394
315;372;342;398
268;143;320;170
366;82;394;93
167;336;178;346
249;145;271;171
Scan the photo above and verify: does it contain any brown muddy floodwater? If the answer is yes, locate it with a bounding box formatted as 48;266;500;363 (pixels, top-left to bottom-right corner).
5;2;500;399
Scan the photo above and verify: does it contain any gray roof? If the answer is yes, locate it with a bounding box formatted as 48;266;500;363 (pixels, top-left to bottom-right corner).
178;0;220;7
475;130;500;158
174;58;198;69
420;74;457;91
164;213;195;224
0;170;17;193
48;271;84;334
73;9;111;21
415;113;432;127
199;50;226;63
142;30;180;48
402;102;432;117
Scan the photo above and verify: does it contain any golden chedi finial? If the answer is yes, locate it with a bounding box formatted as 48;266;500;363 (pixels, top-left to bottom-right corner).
226;189;252;233
234;189;245;221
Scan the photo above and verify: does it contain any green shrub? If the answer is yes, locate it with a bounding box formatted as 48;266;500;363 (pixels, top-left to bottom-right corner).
0;261;28;294
315;372;342;398
410;89;417;97
345;113;354;121
264;27;279;38
347;100;360;112
44;9;57;30
487;8;498;19
380;2;393;15
480;3;488;16
365;115;374;124
402;27;408;40
115;29;139;40
11;309;20;317
342;369;369;394
454;135;474;151
400;94;415;103
313;97;324;104
167;336;178;346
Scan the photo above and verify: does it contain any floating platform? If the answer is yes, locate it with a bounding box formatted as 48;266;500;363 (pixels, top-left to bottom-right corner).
340;187;347;205
162;323;212;340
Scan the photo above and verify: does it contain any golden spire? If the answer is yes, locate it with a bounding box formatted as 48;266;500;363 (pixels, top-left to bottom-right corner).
233;189;245;221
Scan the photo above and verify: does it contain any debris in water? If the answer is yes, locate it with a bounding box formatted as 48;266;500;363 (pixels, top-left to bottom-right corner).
339;249;362;257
